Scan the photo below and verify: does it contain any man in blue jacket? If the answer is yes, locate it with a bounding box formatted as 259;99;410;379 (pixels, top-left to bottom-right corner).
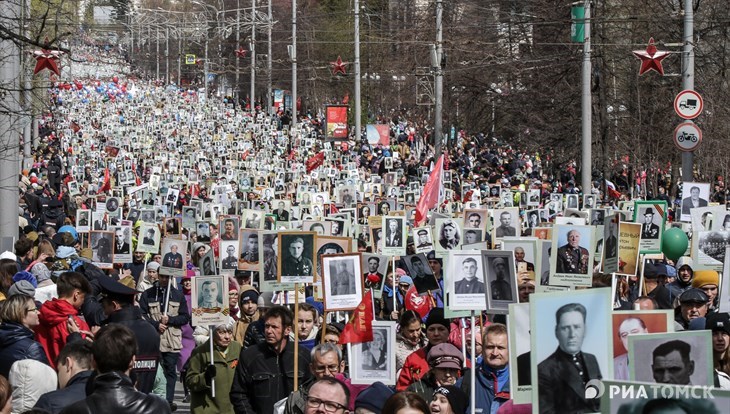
457;323;510;414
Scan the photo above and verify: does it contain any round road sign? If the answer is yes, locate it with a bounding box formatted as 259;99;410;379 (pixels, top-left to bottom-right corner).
673;122;702;152
674;90;703;120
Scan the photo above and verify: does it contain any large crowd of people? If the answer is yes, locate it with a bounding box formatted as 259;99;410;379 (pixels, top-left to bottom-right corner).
1;41;730;414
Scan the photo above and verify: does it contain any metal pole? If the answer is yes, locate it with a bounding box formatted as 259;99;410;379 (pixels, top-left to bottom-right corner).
156;25;160;80
354;0;361;141
21;0;31;161
681;0;694;182
204;39;209;99
434;0;443;158
178;35;182;85
581;0;592;194
292;0;297;124
166;26;170;84
0;0;21;241
250;0;256;113
236;0;240;104
267;0;272;115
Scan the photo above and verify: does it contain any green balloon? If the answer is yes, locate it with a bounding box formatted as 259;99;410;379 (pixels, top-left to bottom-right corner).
661;227;689;261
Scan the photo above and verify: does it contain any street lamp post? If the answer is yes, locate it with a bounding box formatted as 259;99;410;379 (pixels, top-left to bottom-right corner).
250;0;256;112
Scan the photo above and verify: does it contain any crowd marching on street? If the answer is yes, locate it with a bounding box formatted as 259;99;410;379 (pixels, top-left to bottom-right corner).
2;35;730;414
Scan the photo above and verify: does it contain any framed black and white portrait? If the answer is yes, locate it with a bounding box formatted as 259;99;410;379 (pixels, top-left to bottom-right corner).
381;216;406;256
530;288;612;414
196;221;211;243
112;225;132;264
482;250;518;313
412;226;434;254
160;238;188;276
435;218;463;255
628;330;713;386
493;207;520;239
239;230;260;271
404;253;438;294
361;253;388;292
322;253;363;311
680;182;710;222
278;231;316;283
447;250;486;311
350;321;396;386
137;223;160;254
89;231;113;269
76;209;91;233
190;275;229;326
549;224;595;288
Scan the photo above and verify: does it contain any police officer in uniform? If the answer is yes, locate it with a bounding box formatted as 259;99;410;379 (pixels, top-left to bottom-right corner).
97;275;161;394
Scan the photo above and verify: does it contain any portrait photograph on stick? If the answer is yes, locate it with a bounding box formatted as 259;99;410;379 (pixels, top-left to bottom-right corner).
349;321;396;386
322;253;363;311
447;250;487;311
190;275;229;326
530;288;612;414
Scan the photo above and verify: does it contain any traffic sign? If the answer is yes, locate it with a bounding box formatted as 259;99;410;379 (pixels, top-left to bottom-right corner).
673;122;702;152
185;54;196;65
674;90;703;120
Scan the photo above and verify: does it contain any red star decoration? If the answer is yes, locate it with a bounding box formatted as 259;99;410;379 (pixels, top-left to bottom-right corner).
632;37;669;76
32;47;63;76
330;55;347;76
235;47;247;58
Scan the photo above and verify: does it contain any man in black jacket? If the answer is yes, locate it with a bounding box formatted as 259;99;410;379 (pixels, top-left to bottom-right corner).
59;324;171;414
97;275;161;394
230;306;313;414
35;341;94;414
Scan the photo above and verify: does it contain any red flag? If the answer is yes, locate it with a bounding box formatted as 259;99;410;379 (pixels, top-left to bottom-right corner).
286;150;296;161
404;285;432;318
241;149;251;160
339;292;374;344
414;155;444;226
70;121;80;133
99;168;111;193
306;151;325;173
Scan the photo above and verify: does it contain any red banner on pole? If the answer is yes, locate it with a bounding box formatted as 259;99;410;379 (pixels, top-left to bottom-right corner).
325;105;349;141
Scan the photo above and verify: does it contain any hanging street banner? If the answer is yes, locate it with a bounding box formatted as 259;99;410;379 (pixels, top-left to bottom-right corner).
325;105;349;141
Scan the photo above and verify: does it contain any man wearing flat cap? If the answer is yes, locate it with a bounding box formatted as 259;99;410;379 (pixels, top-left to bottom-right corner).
97;275;161;394
641;208;660;239
674;288;709;331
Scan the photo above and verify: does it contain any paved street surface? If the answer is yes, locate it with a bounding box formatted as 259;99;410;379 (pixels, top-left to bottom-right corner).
173;379;191;413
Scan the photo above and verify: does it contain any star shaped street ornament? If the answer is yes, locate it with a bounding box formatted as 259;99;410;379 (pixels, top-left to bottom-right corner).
632;37;669;76
33;47;64;76
234;47;247;58
330;55;347;76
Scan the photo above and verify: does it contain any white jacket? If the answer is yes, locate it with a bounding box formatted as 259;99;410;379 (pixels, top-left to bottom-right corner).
9;359;58;414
